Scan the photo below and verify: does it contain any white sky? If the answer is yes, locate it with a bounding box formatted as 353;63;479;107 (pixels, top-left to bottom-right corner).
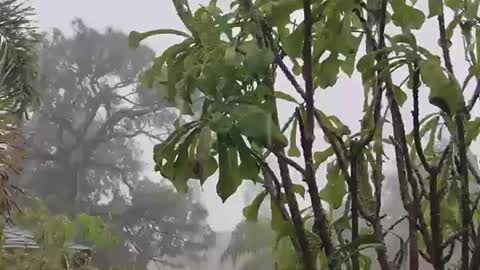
29;0;480;232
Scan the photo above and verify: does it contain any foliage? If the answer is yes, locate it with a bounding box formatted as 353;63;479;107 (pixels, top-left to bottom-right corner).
93;180;215;270
0;204;118;270
0;0;39;116
15;19;213;269
0;0;39;223
134;0;480;269
221;219;274;270
18;19;174;211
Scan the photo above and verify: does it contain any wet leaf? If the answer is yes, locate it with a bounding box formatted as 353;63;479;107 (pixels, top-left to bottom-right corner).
243;190;268;222
320;162;346;209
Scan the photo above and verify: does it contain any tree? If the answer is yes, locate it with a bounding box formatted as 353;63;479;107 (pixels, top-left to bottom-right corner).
18;19;174;213
0;0;39;222
93;180;215;270
221;220;274;270
16;20;214;269
135;0;480;269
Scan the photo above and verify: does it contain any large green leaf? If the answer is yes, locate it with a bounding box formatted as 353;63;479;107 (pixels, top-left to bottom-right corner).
320;162;346;209
314;53;342;89
419;57;463;116
231;130;261;181
232;104;288;150
391;0;426;30
217;133;242;202
428;0;443;17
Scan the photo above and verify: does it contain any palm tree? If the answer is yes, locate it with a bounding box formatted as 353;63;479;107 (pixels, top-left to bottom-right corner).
221;219;275;270
0;0;39;116
0;0;39;221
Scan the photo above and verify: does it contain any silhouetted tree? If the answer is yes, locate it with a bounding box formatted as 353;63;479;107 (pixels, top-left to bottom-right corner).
15;19;213;269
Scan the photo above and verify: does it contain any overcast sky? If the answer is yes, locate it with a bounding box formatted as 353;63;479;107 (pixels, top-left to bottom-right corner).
29;0;480;232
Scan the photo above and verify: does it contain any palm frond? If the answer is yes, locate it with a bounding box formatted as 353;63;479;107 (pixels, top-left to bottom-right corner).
221;220;273;266
0;0;39;117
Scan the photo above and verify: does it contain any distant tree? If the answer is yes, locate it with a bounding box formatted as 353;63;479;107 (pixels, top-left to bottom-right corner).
16;19;213;269
94;180;215;270
221;220;274;270
18;19;175;213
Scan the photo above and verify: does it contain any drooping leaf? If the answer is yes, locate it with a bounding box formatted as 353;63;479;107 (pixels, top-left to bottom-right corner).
465;117;480;146
288;118;301;157
243;190;268;222
275;91;299;104
419;57;463;116
232;104;288;150
128;29;191;48
283;24;304;58
357;153;376;218
320;162;346;209
314;147;335;169
231;130;261;181
271;200;294;248
393;85;408;106
217;133;242;202
314;53;342;89
292;184;306;199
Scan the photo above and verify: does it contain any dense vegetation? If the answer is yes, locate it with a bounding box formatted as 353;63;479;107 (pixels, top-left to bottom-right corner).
131;0;480;269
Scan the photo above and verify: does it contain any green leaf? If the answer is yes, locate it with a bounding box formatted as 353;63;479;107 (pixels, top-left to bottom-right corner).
283;25;304;58
419;57;463;116
314;147;335;169
445;0;462;9
243;190;268;222
288;118;301;157
209;113;233;134
332;234;382;261
128;29;191;48
314;54;342;89
465;117;480;146
196;127;212;161
271;201;294;248
217;134;242;202
341;55;356;77
333;216;351;232
358;154;376;218
466;0;480;19
244;47;275;74
231;131;261;181
320;162;346;209
292;184;306;199
232;104;288;150
391;0;425;30
428;0;443;17
275;91;298;104
393;85;408;106
173;140;193;193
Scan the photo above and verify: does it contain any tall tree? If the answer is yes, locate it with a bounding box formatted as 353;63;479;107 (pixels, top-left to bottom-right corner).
19;19;174;213
16;20;214;269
